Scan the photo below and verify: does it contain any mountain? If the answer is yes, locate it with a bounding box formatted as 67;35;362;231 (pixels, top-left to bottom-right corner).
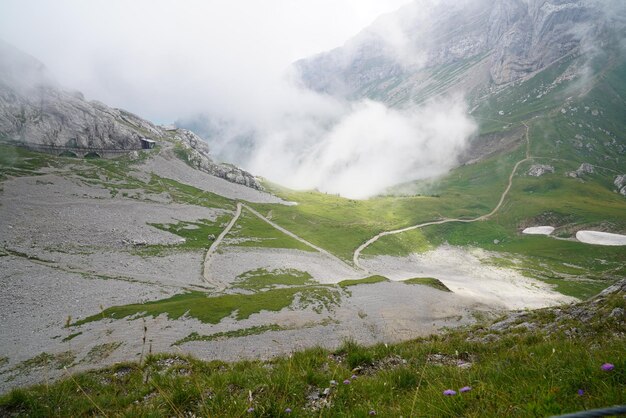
0;40;261;189
296;0;626;107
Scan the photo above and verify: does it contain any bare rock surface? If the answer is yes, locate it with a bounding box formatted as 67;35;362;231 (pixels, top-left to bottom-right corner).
296;0;625;102
527;164;555;177
615;174;626;195
137;155;286;204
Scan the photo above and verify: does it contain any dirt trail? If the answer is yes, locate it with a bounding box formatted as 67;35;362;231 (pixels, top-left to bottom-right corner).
354;123;532;270
242;204;357;271
202;202;242;290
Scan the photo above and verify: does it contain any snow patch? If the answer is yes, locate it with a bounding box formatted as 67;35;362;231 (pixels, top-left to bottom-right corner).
576;231;626;246
522;226;555;235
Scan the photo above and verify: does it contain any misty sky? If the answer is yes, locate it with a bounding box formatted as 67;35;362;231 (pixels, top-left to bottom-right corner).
0;0;481;199
0;0;410;123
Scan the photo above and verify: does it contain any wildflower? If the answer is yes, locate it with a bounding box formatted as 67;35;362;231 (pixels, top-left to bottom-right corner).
369;410;377;416
351;374;358;379
577;389;584;396
247;407;254;413
285;408;292;414
460;386;472;393
343;379;351;385
443;389;457;396
601;363;615;371
330;380;337;386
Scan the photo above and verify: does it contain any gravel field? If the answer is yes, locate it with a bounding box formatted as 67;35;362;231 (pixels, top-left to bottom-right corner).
0;160;576;394
361;245;576;310
208;247;363;287
138;156;287;204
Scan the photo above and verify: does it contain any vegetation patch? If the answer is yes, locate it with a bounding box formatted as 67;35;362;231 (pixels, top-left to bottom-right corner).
0;144;60;179
73;287;341;326
402;277;451;292
362;228;432;257
233;268;314;291
338;276;389;287
148;217;231;250
9;352;75;377
174;325;284;345
4;287;625;417
62;332;83;343
226;208;315;252
82;342;122;364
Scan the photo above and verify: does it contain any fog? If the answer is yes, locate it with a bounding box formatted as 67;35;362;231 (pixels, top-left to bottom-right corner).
0;0;479;198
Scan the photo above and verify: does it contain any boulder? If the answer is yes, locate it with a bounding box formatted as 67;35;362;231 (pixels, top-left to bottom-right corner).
528;164;555;177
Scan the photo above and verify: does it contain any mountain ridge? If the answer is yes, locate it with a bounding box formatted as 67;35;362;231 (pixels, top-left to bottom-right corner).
0;40;262;190
295;0;626;105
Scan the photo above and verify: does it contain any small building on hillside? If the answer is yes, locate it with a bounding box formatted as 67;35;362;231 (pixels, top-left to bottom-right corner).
140;138;156;149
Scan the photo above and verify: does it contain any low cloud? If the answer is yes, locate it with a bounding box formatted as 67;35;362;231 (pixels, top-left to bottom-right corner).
194;91;477;199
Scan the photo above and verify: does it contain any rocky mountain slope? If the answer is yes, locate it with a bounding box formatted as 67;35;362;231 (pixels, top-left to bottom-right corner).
296;0;626;105
0;40;261;189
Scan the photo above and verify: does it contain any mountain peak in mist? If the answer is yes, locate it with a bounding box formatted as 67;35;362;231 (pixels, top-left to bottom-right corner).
295;0;626;102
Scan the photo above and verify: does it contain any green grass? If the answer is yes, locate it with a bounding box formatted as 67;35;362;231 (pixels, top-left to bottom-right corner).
338;276;389;287
362;228;432;257
61;332;83;343
402;277;451;292
227;209;315;252
148;217;231;251
233;269;315;291
4;290;625;417
73;287;342;326
82;343;122;364
0;144;60;179
174;325;284;345
7;352;76;378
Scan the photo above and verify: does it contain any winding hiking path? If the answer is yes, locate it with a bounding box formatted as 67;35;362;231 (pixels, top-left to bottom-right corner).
242;203;355;271
353;123;533;270
202;202;242;290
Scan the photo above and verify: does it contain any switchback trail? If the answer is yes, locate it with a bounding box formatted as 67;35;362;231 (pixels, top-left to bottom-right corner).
202;202;242;290
242;204;356;271
353;122;532;270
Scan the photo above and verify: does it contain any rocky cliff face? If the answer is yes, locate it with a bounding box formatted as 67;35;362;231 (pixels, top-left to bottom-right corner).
296;0;625;100
0;40;159;150
0;40;261;190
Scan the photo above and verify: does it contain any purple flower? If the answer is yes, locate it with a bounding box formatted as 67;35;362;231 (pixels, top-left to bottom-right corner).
443;389;457;396
577;389;584;396
601;363;615;371
460;386;472;393
351;374;358;379
247;407;254;413
285;408;292;414
343;379;351;385
369;410;377;416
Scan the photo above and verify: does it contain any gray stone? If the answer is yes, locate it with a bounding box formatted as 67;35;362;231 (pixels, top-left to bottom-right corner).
295;0;623;102
528;164;555;177
0;40;261;190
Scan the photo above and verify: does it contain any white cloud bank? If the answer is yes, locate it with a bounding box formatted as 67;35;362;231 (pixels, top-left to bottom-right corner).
248;97;475;199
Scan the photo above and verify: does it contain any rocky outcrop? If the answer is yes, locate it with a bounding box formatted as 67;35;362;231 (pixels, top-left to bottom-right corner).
468;278;626;343
0;41;160;150
614;174;626;196
567;162;595;178
168;128;261;189
296;0;625;100
528;164;555;177
0;40;261;190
